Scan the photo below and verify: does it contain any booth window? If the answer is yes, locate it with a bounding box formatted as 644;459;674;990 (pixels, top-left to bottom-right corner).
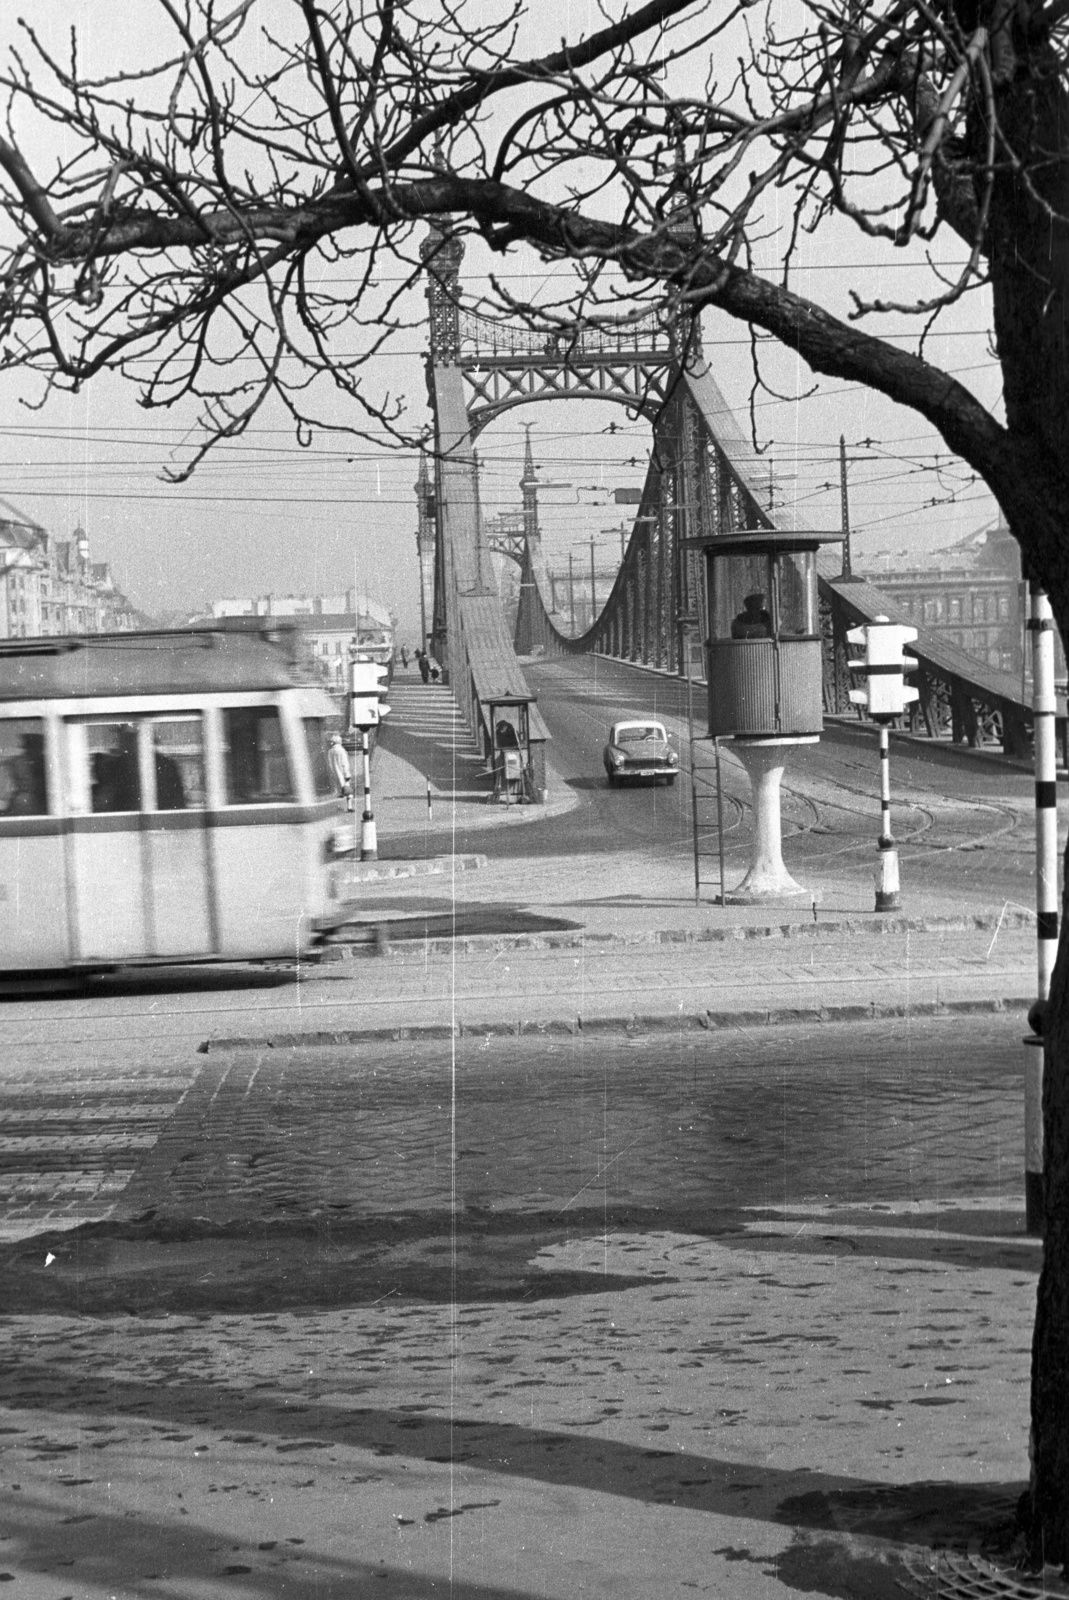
711;553;772;641
302;718;337;799
776;551;817;636
0;718;47;816
222;707;295;804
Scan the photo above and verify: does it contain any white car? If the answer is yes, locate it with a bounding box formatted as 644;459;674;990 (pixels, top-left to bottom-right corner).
603;719;679;786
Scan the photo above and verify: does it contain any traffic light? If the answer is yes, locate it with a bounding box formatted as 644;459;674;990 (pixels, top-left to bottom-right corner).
847;617;919;721
350;658;391;728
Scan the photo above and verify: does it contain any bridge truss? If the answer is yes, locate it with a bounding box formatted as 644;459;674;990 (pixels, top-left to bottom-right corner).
421;228;1032;766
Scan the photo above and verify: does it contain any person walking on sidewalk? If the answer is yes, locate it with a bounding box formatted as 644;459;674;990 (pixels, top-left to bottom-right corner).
328;732;354;811
400;645;409;669
417;649;431;685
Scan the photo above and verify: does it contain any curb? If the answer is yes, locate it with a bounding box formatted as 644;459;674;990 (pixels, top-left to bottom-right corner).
198;993;1031;1052
322;908;1035;958
332;853;486;885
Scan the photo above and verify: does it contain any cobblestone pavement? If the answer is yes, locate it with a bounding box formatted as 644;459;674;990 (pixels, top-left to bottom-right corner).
0;1012;1054;1598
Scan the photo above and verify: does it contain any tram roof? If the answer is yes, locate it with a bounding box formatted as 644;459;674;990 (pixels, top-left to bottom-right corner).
0;627;312;701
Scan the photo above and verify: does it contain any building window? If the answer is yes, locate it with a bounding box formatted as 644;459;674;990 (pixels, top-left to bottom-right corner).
949;597;962;621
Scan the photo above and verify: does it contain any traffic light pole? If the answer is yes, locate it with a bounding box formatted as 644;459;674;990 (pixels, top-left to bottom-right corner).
348;651;389;864
360;729;377;861
848;617;917;914
875;721;901;912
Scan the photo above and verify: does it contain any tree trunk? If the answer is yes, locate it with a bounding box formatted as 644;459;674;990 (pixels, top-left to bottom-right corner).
979;8;1069;1567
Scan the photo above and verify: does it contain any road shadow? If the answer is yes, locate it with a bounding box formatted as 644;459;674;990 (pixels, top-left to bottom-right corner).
0;1203;1039;1316
0;1355;1025;1562
0;964;301;1002
337;907;583;944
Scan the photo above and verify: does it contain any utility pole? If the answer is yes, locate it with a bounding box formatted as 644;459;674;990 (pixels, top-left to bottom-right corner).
840;435;853;578
568;553;576;633
589;536;597;624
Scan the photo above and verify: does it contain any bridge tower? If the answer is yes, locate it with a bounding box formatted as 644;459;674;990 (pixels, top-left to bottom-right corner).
418;223;1031;792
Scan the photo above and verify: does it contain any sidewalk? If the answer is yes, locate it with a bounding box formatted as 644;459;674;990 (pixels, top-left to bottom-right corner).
0;668;1051;1600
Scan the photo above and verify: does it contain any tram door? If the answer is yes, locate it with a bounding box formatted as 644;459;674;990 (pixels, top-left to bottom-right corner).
66;715;215;961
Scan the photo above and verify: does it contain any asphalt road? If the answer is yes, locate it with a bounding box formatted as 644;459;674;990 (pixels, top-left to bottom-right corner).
386;657;1042;905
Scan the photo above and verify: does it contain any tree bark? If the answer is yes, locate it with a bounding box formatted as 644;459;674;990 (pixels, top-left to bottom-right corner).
975;10;1069;1567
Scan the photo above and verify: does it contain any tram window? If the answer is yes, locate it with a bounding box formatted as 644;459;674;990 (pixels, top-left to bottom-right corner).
221;706;295;804
0;719;47;816
150;717;205;810
302;718;336;799
88;722;141;814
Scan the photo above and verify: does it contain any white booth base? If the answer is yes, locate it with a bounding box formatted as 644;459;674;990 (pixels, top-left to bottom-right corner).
725;737;816;903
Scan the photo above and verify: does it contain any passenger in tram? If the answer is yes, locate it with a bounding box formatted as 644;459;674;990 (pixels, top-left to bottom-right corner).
154;750;186;810
91;727;140;813
731;592;773;640
3;733;46;816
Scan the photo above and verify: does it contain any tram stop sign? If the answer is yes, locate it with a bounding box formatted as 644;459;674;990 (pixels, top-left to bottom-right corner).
847;617;920;721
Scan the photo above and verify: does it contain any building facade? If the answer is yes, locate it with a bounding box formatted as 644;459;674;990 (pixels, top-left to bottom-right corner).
860;515;1024;676
208;593;394;690
0;512;140;639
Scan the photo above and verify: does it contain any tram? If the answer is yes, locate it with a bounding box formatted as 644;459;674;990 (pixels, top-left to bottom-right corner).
0;628;345;970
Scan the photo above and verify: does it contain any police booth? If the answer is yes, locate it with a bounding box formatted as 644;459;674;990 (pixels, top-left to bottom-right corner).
703;531;838;739
690;528;841;901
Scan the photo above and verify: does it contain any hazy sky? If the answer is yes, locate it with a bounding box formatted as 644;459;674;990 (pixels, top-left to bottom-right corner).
0;3;1003;636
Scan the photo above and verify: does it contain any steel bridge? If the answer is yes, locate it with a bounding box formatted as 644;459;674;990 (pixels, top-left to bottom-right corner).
418;227;1032;783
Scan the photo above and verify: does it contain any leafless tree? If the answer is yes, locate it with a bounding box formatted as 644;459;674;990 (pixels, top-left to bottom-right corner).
2;0;1069;1565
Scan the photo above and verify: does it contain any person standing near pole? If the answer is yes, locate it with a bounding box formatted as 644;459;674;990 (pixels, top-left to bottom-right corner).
328;733;353;811
417;649;430;685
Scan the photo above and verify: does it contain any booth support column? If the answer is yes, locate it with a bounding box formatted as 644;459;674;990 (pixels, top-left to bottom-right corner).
728;738;811;901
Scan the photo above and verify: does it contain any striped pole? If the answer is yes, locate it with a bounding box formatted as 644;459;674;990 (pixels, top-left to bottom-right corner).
1025;582;1058;1234
874;724;901;911
360;729;377;861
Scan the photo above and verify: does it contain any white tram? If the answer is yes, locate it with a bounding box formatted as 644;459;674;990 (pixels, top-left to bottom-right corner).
0;628;345;970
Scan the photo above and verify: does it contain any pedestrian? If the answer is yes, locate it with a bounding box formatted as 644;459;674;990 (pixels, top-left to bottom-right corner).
417;649;430;685
327;732;353;811
400;644;409;669
429;657;440;683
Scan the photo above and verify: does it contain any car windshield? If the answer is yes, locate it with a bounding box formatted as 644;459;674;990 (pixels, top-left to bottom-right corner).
616;725;664;744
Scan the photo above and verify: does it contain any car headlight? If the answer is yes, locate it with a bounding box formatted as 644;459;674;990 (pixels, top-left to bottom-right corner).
668;750;679;764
